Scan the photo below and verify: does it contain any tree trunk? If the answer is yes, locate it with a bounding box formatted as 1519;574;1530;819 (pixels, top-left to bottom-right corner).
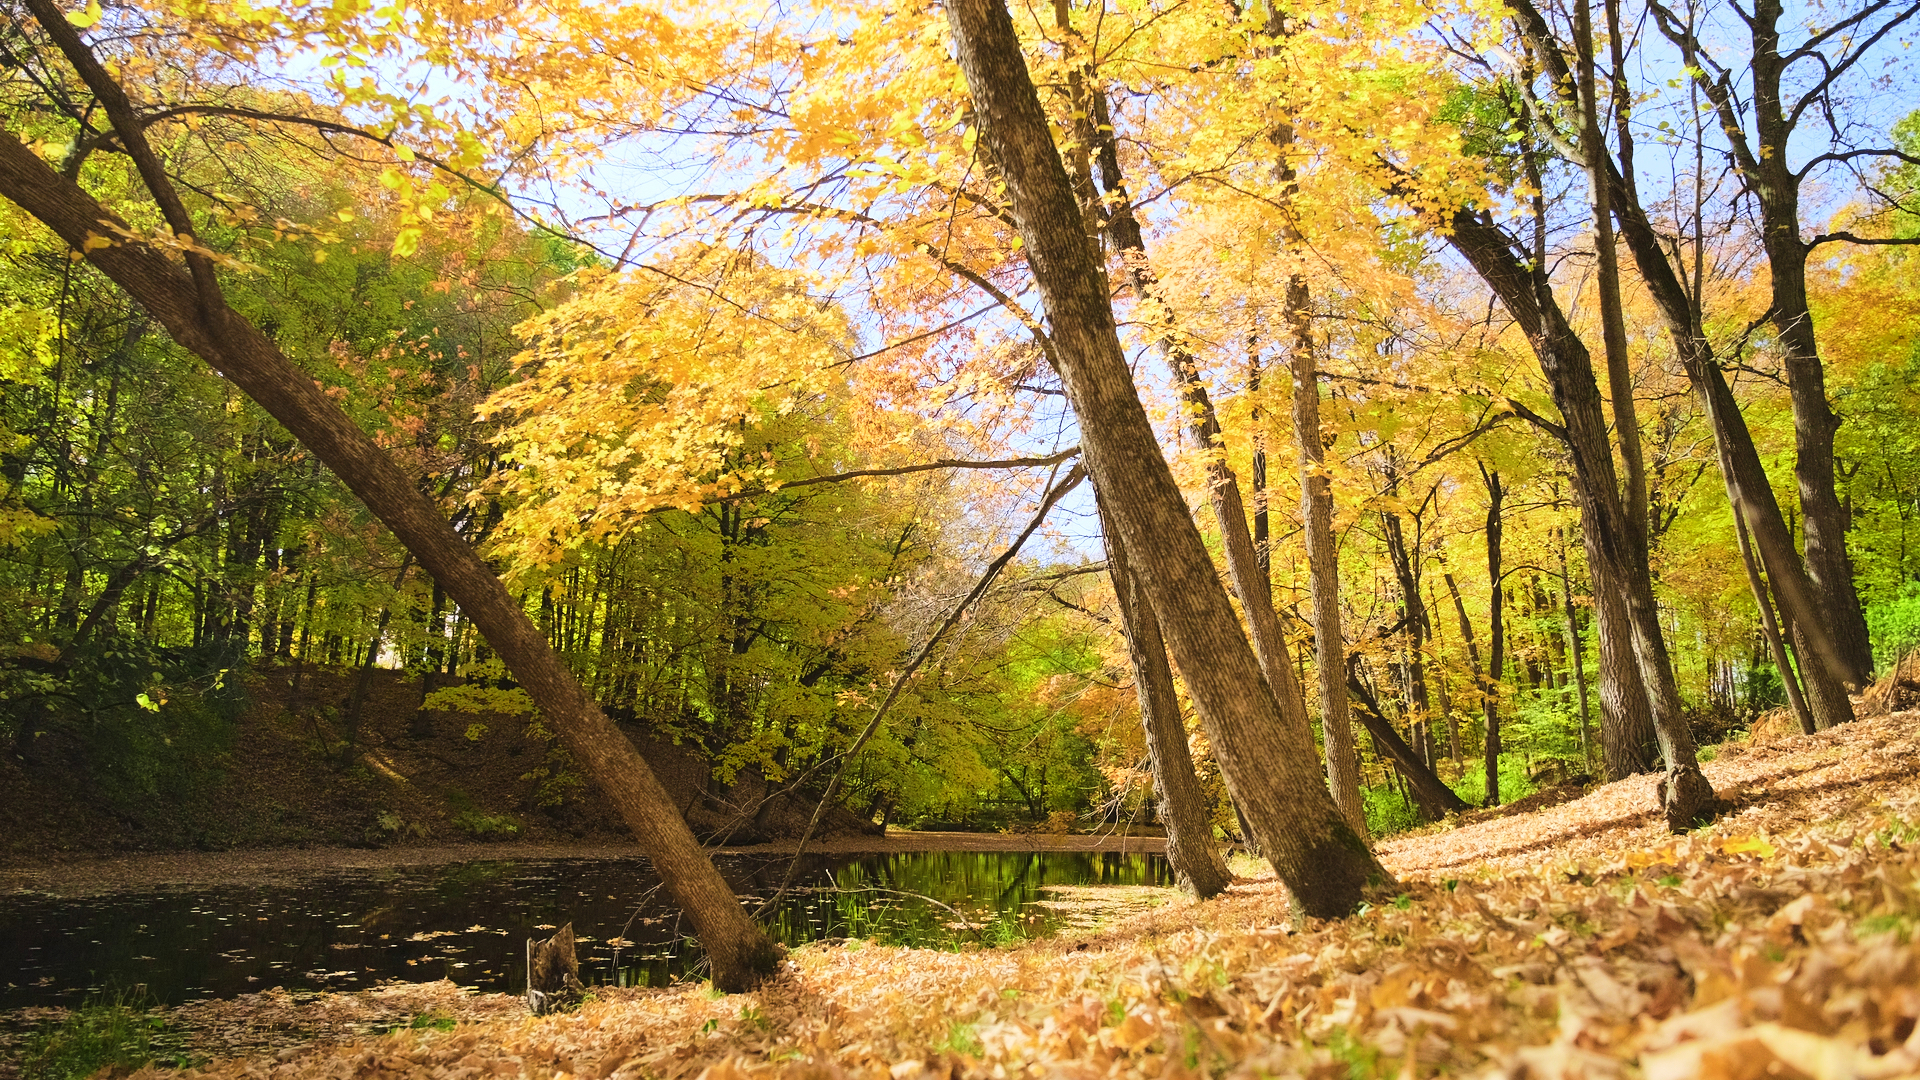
1096;488;1232;898
1084;88;1313;742
0;110;781;991
1733;504;1816;734
945;0;1389;916
1555;528;1595;770
1441;205;1716;829
1344;669;1471;819
1291;321;1365;835
1482;467;1505;807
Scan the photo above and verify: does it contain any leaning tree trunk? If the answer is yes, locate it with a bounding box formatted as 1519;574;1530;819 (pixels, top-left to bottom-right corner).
1745;0;1873;687
1442;205;1717;830
1084;89;1314;744
0;76;781;988
1344;671;1472;819
1096;488;1232;898
946;0;1389;916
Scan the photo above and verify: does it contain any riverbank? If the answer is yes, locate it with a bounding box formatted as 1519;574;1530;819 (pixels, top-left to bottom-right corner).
0;831;1169;898
9;707;1908;1080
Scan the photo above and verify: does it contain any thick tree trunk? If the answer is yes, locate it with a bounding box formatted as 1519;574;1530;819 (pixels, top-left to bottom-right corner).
1589;528;1658;778
1096;489;1232;898
0;121;782;991
945;0;1389;916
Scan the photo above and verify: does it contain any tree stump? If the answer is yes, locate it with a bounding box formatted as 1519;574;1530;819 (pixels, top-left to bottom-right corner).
526;923;585;1015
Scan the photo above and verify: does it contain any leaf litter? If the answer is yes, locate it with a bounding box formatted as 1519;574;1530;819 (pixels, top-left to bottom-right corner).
96;711;1920;1079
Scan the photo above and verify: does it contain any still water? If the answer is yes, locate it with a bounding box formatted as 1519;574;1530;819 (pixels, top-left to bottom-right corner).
0;850;1170;1009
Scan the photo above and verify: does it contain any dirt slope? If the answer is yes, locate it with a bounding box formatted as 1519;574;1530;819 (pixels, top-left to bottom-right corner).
0;665;875;857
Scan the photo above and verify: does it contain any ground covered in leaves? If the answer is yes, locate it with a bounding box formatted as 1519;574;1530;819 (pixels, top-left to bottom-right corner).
51;711;1920;1079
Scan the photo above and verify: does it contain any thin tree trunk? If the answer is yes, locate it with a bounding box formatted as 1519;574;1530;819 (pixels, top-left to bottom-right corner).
1291;317;1365;835
1555;528;1595;771
1097;488;1232;898
945;0;1390;915
344;553;414;762
1574;0;1649;560
1482;467;1505;807
1083;88;1313;742
0;56;780;988
1733;503;1816;735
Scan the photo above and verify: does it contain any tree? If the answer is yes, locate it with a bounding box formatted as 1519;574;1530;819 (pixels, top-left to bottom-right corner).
1647;0;1920;688
943;0;1389;916
0;2;781;990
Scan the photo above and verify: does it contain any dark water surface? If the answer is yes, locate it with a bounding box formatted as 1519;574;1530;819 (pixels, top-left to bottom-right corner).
1;851;1169;1009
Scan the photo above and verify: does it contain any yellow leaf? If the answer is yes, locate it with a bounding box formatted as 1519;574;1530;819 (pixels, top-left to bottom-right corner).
1719;836;1776;858
67;0;102;28
391;226;422;258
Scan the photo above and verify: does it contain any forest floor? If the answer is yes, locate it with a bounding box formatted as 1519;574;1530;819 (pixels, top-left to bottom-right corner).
14;706;1919;1080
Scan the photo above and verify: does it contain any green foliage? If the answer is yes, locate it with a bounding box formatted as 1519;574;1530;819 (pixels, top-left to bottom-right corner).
1448;752;1545;811
408;1011;457;1033
451;808;522;837
1361;782;1425;838
19;989;194;1080
1866;582;1920;674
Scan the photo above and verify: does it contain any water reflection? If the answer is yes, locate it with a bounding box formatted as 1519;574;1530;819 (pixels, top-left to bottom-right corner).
0;850;1169;1008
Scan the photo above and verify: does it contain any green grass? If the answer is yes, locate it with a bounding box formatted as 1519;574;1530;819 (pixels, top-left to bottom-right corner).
19;989;194;1080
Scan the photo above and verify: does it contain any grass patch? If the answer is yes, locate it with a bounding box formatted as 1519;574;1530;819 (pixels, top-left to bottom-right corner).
19;989;194;1080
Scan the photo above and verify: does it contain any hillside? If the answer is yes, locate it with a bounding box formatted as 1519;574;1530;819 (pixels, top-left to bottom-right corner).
0;666;876;857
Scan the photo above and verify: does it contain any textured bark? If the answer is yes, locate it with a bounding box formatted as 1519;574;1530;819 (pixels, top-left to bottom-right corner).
0;121;782;991
1733;506;1817;735
1582;599;1646;761
1345;671;1472;819
1482;469;1506;807
945;0;1389;915
1442;206;1716;829
1555;529;1596;769
1085;89;1313;742
1290;285;1366;836
1096;489;1232;899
